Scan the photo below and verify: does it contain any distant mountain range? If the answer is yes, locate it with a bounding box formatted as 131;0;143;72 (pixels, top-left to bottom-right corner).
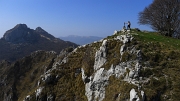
0;24;78;62
59;35;103;45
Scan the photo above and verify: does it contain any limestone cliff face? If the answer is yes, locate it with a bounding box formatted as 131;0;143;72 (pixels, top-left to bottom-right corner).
1;29;180;101
81;32;146;101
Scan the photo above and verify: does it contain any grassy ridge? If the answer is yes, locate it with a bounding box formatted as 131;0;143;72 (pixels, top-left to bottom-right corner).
132;30;180;50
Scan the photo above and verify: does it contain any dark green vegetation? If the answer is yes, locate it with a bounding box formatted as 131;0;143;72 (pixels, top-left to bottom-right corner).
0;29;180;101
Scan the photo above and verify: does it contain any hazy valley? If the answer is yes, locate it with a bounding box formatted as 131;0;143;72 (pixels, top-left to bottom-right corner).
59;35;103;45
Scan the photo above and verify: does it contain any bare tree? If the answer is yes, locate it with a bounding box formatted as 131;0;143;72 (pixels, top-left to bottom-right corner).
138;0;180;37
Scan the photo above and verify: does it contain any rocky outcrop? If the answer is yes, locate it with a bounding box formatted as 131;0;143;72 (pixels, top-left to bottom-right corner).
130;88;139;101
82;30;147;101
94;40;107;71
129;89;145;101
23;95;31;101
47;94;55;101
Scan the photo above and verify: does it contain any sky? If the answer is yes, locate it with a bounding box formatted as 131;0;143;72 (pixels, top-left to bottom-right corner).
0;0;153;38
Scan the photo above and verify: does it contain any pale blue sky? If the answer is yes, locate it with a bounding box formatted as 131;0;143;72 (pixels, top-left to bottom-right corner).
0;0;153;38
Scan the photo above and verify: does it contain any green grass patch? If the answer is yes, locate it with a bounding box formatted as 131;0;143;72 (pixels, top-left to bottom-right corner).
131;30;180;50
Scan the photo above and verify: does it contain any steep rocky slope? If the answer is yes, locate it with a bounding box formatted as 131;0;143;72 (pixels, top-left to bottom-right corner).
0;29;180;101
0;24;78;62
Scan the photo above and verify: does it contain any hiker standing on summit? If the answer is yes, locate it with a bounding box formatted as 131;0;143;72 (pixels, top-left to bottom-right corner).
125;21;131;30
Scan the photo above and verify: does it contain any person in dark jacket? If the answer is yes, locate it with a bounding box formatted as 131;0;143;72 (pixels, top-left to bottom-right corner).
125;21;131;30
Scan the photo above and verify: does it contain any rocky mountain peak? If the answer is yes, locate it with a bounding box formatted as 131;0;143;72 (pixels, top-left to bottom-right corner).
3;24;34;43
2;24;55;43
2;24;56;44
35;27;55;40
35;27;46;33
14;24;28;29
0;24;78;62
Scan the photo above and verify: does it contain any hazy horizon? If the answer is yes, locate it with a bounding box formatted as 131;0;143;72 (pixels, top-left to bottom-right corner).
0;0;153;38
